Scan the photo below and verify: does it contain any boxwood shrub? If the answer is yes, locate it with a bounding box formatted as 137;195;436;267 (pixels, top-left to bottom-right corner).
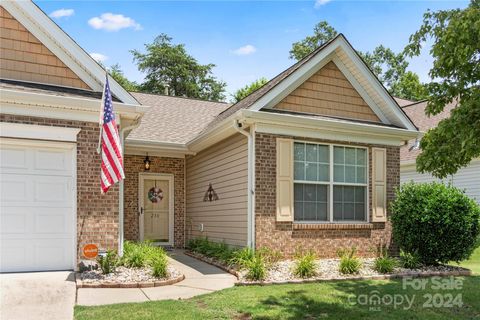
391;182;480;265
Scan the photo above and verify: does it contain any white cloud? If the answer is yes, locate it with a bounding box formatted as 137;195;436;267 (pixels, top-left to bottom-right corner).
49;9;74;19
232;44;257;56
88;13;142;32
314;0;331;8
89;53;108;63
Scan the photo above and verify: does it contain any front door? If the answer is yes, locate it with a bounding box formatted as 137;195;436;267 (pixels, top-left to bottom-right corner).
139;174;174;245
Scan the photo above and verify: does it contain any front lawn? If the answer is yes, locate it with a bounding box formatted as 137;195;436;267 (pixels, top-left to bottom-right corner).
457;246;480;274
75;275;480;319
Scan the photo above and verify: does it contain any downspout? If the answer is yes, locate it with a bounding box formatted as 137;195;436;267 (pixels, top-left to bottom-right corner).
233;120;255;249
118;116;141;256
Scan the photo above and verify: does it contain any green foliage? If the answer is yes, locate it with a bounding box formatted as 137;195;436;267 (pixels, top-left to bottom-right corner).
399;249;422;269
109;64;138;91
132;34;226;101
391;182;480;265
244;254;267;281
289;21;338;61
338;247;362;275
229;247;255;268
120;241;168;276
293;250;317;278
187;238;237;265
373;247;397;274
289;21;427;101
232;77;268;103
404;1;480;178
151;254;168;278
97;250;118;274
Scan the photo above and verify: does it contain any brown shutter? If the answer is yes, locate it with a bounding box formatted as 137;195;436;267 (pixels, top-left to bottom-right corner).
276;138;294;222
372;147;387;222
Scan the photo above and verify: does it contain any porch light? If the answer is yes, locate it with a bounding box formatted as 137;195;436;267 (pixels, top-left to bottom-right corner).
144;154;151;171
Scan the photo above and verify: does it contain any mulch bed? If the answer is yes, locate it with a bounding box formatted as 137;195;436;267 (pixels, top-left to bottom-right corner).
185;251;471;286
76;266;185;288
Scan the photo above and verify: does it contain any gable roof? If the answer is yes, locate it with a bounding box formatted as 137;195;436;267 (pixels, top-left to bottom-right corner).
400;100;456;162
127;92;230;145
206;34;416;133
1;1;139;105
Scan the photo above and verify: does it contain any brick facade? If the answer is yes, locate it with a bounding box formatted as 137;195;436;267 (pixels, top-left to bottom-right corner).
0;114;119;260
123;155;185;248
254;132;400;258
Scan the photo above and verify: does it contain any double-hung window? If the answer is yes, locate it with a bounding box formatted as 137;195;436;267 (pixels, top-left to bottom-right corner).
293;142;368;223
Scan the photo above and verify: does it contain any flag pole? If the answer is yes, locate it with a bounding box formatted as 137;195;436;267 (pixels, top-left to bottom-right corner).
96;68;108;155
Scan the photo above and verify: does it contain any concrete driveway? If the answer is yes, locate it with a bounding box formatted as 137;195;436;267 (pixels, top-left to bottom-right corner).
0;271;76;320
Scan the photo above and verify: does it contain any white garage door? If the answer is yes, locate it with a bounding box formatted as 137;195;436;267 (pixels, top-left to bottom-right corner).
0;138;75;272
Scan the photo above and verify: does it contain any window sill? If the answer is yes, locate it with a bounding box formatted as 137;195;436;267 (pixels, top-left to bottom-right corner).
293;223;373;230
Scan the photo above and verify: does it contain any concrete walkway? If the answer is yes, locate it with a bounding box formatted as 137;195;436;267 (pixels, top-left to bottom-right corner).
76;250;236;306
0;271;76;320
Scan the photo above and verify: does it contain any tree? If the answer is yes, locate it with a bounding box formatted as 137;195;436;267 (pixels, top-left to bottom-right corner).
289;21;428;101
131;34;226;101
232;77;268;102
109;64;138;92
289;21;338;61
404;0;480;178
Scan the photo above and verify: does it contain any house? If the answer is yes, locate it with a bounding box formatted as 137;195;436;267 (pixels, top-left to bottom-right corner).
400;100;480;204
0;1;419;273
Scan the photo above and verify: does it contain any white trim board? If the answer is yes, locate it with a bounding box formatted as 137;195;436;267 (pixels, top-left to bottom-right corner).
249;35;416;131
1;1;138;105
0;122;80;142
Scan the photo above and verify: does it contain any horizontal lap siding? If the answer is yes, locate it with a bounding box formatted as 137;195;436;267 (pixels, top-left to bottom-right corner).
186;133;248;247
274;61;380;122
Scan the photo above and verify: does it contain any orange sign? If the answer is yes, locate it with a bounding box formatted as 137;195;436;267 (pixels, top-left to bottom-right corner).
83;244;99;259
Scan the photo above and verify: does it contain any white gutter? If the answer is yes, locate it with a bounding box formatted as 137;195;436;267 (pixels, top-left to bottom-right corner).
118;118;142;256
233;120;255;249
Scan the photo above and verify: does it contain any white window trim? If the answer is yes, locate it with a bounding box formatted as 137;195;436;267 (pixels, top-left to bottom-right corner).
293;141;369;224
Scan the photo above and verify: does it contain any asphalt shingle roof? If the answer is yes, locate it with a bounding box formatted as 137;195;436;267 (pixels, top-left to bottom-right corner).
127;92;230;144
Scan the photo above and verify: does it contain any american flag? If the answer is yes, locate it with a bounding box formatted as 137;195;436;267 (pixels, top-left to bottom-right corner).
99;75;125;193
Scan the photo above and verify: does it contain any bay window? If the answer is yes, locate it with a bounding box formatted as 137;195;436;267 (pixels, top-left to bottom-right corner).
293;142;368;223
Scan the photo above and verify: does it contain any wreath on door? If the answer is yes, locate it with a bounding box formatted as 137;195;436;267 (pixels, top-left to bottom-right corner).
148;187;163;203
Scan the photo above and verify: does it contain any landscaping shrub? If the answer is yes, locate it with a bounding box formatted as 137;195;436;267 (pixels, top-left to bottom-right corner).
97;250;118;274
244;254;267;281
293;250;317;278
120;241;168;272
229;247;255;268
258;248;283;266
391;182;480;265
188;237;236;264
338;247;362;275
374;255;397;274
151;254;168;278
399;249;421;269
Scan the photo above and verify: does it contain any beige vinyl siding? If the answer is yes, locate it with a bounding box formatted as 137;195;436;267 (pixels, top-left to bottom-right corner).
186;133;248;246
401;159;480;205
0;7;90;89
274;61;380;122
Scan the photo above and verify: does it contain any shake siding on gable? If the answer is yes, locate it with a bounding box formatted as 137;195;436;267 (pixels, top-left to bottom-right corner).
0;7;90;89
274;61;380;122
186;133;248;246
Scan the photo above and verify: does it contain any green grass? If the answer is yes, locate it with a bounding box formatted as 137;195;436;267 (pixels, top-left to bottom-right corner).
456;246;480;275
75;276;480;320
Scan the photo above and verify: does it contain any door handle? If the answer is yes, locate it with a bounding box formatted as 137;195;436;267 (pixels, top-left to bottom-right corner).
139;207;144;215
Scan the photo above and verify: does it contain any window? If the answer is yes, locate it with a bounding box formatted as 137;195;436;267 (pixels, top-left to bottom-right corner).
293;142;368;223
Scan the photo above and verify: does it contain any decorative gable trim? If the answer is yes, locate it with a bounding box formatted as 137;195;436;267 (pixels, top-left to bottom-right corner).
1;1;139;105
250;35;416;131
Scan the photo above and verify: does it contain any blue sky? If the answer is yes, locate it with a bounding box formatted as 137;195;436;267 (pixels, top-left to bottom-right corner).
37;0;468;98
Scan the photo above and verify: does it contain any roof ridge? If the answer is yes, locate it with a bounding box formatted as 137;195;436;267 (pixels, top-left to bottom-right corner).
130;91;230;105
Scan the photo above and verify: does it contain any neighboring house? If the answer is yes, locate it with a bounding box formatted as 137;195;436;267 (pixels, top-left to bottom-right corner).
0;1;418;273
400;100;480;204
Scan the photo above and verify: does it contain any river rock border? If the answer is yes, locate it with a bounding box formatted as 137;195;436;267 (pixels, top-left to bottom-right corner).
184;251;471;286
75;273;185;288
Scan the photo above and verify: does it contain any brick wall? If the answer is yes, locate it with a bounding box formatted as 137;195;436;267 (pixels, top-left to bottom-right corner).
0;114;119;260
255;132;400;258
123;155;185;248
